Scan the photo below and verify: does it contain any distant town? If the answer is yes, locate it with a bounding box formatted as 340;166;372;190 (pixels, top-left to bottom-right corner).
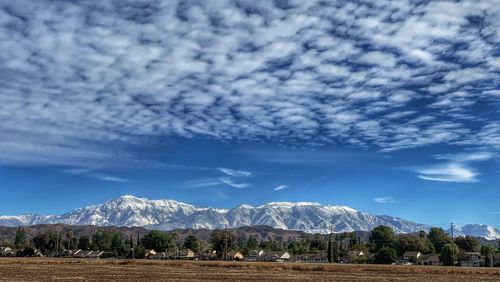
1;224;499;268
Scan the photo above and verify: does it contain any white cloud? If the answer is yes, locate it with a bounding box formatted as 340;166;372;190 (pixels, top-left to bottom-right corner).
218;168;252;177
220;178;251;189
184;178;222;188
374;197;396;204
274;185;289;191
418;163;478;183
434;152;493;163
358;51;397;68
416;151;493;183
0;0;498;167
94;175;131;183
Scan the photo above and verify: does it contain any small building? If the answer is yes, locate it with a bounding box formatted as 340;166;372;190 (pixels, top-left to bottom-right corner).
341;250;365;263
259;251;291;262
62;249;81;257
459;252;483;267
295;253;328;263
144;249;157;259
88;251;105;259
33;249;44;257
73;250;104;259
150;252;167;260
403;251;422;262
0;247;14;257
177;249;195;259
73;250;93;258
199;250;217;261
417;254;441;266
227;251;244;261
246;250;265;261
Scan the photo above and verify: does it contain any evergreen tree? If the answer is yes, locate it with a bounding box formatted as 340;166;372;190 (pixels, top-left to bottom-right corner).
327;233;333;263
374;247;397;264
184;234;202;254
14;227;27;249
369;225;396;252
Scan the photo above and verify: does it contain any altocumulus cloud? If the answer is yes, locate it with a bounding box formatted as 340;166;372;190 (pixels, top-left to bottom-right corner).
0;0;499;167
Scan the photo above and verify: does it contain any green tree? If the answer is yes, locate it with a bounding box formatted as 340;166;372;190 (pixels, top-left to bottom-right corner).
134;243;145;259
480;245;495;267
454;236;479;252
396;234;434;257
309;233;327;252
259;239;282;251
374;247;397;264
209;230;234;260
428;227;451;253
32;230;64;256
369;226;396;252
246;236;259;251
17;246;35;257
141;231;173;252
14;227;27;249
439;243;459;266
326;233;339;263
184;234;202;254
77;236;91;250
287;241;309;256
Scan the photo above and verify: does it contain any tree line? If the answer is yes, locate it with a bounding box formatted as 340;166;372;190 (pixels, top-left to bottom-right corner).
3;225;499;266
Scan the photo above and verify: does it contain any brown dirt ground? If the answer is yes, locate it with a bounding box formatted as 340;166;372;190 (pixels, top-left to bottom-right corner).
0;258;499;281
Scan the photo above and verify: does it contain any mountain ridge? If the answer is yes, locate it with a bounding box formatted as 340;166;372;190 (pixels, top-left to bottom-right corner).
0;195;498;239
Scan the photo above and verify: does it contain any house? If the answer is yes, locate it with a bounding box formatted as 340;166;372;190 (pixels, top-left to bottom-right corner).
32;249;44;257
0;247;14;257
417;254;441;266
295;253;328;263
227;251;244;261
150;252;167;260
341;250;365;263
403;251;422;262
177;249;195;259
246;250;265;261
199;250;217;261
87;251;105;259
62;249;81;257
259;251;291;262
144;249;157;259
73;250;104;259
459;252;483;267
73;250;93;258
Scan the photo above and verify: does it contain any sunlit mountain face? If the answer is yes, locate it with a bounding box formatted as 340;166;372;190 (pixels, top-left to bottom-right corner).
0;0;498;230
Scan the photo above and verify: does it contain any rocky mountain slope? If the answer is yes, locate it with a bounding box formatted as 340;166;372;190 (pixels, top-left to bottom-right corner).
1;195;498;239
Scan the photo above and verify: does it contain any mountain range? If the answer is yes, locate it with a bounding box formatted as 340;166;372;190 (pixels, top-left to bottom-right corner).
0;195;498;240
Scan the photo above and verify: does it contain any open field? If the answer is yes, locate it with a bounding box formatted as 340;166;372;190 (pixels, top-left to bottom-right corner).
0;258;500;282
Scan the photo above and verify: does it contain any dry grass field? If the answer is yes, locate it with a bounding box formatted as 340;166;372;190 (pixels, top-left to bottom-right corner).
0;258;499;281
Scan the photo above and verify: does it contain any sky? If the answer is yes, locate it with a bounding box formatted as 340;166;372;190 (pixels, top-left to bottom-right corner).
0;0;499;228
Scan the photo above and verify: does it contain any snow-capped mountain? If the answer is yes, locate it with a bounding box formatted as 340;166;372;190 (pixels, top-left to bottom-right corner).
0;195;497;239
447;224;500;241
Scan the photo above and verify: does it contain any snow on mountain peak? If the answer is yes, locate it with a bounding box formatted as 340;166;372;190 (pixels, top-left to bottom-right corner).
258;201;322;208
0;195;498;239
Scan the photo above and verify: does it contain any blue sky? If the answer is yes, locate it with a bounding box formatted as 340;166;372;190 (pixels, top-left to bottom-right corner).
0;0;499;227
